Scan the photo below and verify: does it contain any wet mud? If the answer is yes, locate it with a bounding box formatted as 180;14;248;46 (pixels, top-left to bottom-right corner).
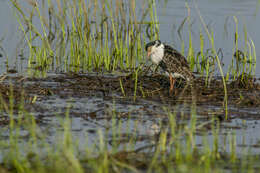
2;72;259;106
0;72;259;118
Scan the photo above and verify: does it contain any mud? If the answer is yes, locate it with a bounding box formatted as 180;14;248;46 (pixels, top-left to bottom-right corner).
0;72;259;117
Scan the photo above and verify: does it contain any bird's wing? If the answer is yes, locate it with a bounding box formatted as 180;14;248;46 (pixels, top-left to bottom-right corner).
162;45;194;79
162;50;183;74
164;45;190;69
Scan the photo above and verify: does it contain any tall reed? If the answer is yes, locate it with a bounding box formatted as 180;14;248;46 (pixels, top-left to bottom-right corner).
10;0;158;74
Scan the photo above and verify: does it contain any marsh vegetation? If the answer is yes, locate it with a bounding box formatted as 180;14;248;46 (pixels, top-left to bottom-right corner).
0;0;259;172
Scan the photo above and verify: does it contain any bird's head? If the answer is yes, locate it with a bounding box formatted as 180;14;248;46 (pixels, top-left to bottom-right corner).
145;40;164;65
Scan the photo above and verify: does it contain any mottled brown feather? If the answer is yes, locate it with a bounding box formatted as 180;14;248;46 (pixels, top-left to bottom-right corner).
162;44;194;80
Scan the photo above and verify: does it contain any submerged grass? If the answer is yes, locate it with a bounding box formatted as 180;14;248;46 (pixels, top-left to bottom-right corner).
0;92;259;173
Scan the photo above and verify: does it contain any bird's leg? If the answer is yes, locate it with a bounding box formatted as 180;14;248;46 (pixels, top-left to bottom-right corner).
169;74;175;95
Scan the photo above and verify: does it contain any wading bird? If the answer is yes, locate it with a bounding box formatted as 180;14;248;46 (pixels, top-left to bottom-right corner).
145;40;194;93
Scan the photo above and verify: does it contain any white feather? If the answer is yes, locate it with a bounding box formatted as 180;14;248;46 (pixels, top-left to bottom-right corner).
150;43;164;65
165;72;185;80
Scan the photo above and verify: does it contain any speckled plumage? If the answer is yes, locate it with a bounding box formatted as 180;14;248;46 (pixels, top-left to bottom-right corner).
145;40;194;81
161;44;194;81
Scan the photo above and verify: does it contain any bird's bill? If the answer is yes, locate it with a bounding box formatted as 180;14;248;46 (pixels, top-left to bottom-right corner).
146;47;152;57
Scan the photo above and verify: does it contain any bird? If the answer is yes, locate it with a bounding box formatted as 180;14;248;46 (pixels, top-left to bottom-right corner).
145;40;194;93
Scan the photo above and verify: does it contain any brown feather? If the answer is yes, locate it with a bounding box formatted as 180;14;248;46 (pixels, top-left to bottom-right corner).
162;44;194;80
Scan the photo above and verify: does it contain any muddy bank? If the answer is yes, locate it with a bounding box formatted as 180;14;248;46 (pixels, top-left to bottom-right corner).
0;72;258;128
25;73;260;107
0;73;259;111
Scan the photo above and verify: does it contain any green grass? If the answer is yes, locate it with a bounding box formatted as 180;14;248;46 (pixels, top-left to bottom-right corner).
10;0;256;80
10;0;159;74
227;16;257;81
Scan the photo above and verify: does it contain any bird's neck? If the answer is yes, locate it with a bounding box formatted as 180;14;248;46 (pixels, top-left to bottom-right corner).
151;44;164;65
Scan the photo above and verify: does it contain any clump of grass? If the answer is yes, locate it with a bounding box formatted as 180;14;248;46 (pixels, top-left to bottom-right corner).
10;0;159;74
227;16;257;81
181;4;256;87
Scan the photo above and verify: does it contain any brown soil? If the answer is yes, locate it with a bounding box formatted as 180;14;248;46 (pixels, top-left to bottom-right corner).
0;73;259;111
